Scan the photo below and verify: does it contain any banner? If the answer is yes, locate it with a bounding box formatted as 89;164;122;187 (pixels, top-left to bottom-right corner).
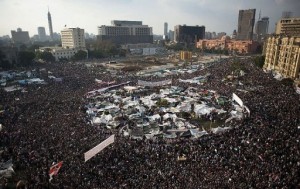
232;93;244;107
138;79;172;87
49;161;63;181
84;134;115;162
244;105;250;116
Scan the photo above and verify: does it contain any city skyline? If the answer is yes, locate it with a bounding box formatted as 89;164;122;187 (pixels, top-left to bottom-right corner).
0;0;299;37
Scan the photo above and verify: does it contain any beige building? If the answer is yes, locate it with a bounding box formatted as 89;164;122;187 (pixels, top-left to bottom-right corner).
61;28;86;49
37;27;87;61
264;35;300;80
275;17;300;36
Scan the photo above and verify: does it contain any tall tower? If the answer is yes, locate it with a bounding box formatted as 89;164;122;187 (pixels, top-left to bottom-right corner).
237;9;256;40
164;22;168;36
163;22;168;40
48;7;54;41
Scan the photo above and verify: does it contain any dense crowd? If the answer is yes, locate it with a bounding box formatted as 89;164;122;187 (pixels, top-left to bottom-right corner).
0;57;299;188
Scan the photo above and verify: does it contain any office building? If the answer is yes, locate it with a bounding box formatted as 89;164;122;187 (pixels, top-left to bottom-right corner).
174;25;205;44
11;28;30;44
164;22;168;36
264;35;300;80
61;28;86;49
237;9;256;40
163;22;168;40
255;16;269;42
38;27;47;42
205;32;212;39
97;20;153;44
168;30;174;41
48;9;54;40
111;20;142;26
275;17;300;36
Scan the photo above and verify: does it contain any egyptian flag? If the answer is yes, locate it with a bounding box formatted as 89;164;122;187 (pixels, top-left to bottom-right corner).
49;161;63;182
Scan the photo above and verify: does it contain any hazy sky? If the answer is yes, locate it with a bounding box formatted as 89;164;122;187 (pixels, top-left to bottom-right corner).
0;0;299;37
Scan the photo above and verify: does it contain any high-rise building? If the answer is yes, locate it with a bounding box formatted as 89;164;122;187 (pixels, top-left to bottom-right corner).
255;16;269;42
237;9;256;40
164;22;168;40
97;20;153;44
11;28;30;44
48;8;54;41
264;35;300;80
61;28;86;49
38;27;47;42
174;25;205;44
205;32;212;39
168;30;174;41
275;17;300;36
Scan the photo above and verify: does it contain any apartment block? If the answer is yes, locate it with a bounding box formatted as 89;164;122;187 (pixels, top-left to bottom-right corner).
275;17;300;36
264;35;300;80
61;28;86;49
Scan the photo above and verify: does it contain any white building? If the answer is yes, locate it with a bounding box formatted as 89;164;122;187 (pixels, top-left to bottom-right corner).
39;47;79;61
61;28;86;49
37;27;87;61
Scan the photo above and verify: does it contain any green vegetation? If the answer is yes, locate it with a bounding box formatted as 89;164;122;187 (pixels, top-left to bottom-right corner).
253;55;265;68
17;51;35;67
36;51;55;62
203;48;229;55
0;50;12;69
71;50;88;61
87;40;127;59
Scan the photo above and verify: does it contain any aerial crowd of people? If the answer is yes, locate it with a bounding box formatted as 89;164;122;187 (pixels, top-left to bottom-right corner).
0;57;299;188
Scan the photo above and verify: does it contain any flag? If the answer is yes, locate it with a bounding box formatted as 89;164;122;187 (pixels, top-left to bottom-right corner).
49;161;63;182
84;134;115;162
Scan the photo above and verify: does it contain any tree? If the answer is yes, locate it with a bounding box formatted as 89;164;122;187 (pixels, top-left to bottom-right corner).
36;51;55;62
17;51;35;67
28;44;41;52
71;50;87;61
253;55;265;68
0;50;12;69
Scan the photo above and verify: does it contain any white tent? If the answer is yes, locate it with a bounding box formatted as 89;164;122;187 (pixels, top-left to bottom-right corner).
211;126;232;134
